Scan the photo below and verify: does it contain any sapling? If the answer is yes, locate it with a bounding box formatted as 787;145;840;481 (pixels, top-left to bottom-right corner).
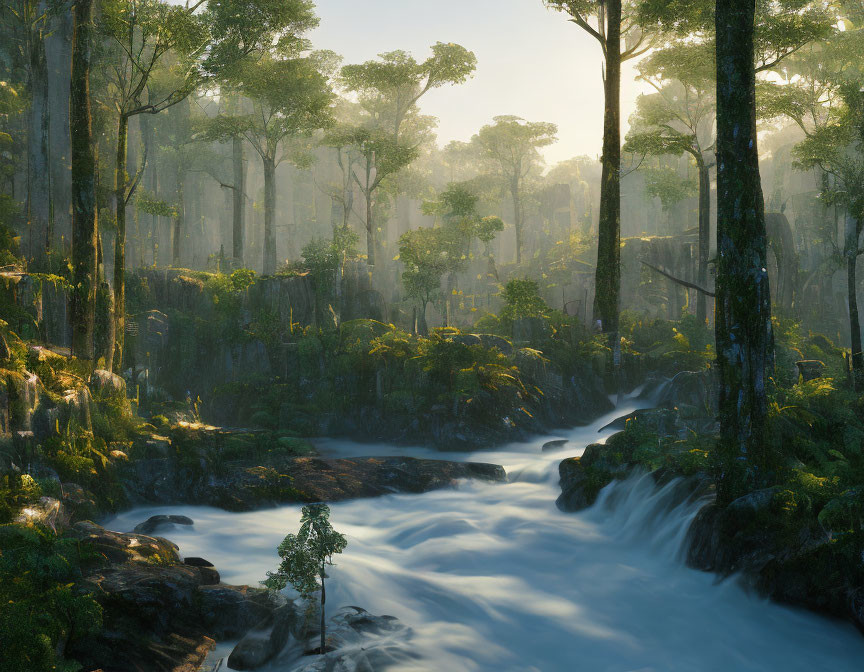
264;503;347;654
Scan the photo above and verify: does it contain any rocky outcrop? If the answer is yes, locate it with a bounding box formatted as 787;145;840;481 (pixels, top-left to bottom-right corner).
134;514;195;536
120;454;506;511
66;521;286;672
225;604;414;672
686;491;864;633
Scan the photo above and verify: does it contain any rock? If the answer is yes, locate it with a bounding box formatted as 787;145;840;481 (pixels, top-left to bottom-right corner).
556;457;594;512
796;359;826;382
183;556;214;567
293;607;416;672
227;601;306;670
134;513;195;535
541;439;568;452
14;496;63;531
121;454;506;511
71;520;180;564
198;584;286;641
282;456;506;503
109;449;128;461
89;369;129;409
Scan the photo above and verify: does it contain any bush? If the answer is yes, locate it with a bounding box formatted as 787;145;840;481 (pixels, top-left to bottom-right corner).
0;524;103;672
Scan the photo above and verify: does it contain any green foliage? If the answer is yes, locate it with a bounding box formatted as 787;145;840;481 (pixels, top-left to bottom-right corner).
264;503;347;596
0;524;102;672
500;278;549;328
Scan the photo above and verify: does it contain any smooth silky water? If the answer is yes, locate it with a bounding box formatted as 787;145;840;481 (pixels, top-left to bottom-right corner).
106;399;864;671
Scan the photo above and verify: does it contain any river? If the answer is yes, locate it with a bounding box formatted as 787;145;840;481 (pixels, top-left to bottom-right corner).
105;400;864;671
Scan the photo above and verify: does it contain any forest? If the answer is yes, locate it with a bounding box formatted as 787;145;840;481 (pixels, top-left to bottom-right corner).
0;0;863;670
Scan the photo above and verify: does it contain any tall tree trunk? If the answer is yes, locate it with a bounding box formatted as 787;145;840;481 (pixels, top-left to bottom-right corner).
365;159;375;266
232;135;245;265
715;0;774;499
113;114;128;372
847;216;863;391
263;156;277;275
70;0;98;361
172;168;184;267
319;571;326;653
28;4;51;260
697;160;711;324
512;178;523;264
593;0;622;340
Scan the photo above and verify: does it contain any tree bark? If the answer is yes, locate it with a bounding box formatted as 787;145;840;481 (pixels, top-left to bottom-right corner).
319;571;326;654
113;114;128;372
263;156;277;275
28;7;51;260
715;0;774;499
172;167;184;267
847;216;863;391
232;136;245;265
70;0;98;361
697;160;711;324
593;0;622;339
512;178;523;265
365;158;375;266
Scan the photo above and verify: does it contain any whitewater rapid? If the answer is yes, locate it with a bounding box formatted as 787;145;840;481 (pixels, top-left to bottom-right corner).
106;402;864;671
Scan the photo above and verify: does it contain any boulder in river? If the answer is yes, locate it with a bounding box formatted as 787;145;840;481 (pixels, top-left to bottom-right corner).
133;513;194;535
541;439;569;452
292;606;417;672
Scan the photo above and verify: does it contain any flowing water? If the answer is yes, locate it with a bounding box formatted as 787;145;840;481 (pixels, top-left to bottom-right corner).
106;401;864;671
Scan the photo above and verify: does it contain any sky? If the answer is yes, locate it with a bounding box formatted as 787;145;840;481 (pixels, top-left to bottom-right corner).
309;0;651;166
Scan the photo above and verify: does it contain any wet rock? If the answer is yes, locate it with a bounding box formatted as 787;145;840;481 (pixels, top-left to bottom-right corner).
541;439;569;452
71;520;180;565
198;584;286;641
183;556;214;567
293;607;417;672
134;513;195;535
283;456;506;502
227;601;307;670
556;458;593;512
121;454;506;511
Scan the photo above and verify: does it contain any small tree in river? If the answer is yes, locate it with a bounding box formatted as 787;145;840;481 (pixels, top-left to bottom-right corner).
264;503;347;654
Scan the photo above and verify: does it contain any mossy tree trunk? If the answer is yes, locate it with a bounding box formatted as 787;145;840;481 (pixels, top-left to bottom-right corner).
232;136;245;265
511;174;523;265
846;215;863;391
113;113;128;372
593;0;622;342
715;0;774;500
70;0;98;361
263;155;277;275
696;159;711;324
172;166;184;267
28;5;51;260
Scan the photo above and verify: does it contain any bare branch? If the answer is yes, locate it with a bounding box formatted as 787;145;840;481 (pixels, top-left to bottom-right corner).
641;261;715;297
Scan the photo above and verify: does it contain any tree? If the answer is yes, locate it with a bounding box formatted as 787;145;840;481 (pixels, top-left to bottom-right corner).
714;0;774;499
470;116;557;264
624;40;716;322
545;0;654;343
70;0;98;361
410;183;503;328
99;0;314;369
218;54;333;274
339;43;477;265
340;43;477;139
264;503;347;655
758;5;864;388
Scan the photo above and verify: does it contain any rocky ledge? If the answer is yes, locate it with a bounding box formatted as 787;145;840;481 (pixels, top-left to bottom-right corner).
65;521;286;672
555;428;864;635
121;454;506;511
